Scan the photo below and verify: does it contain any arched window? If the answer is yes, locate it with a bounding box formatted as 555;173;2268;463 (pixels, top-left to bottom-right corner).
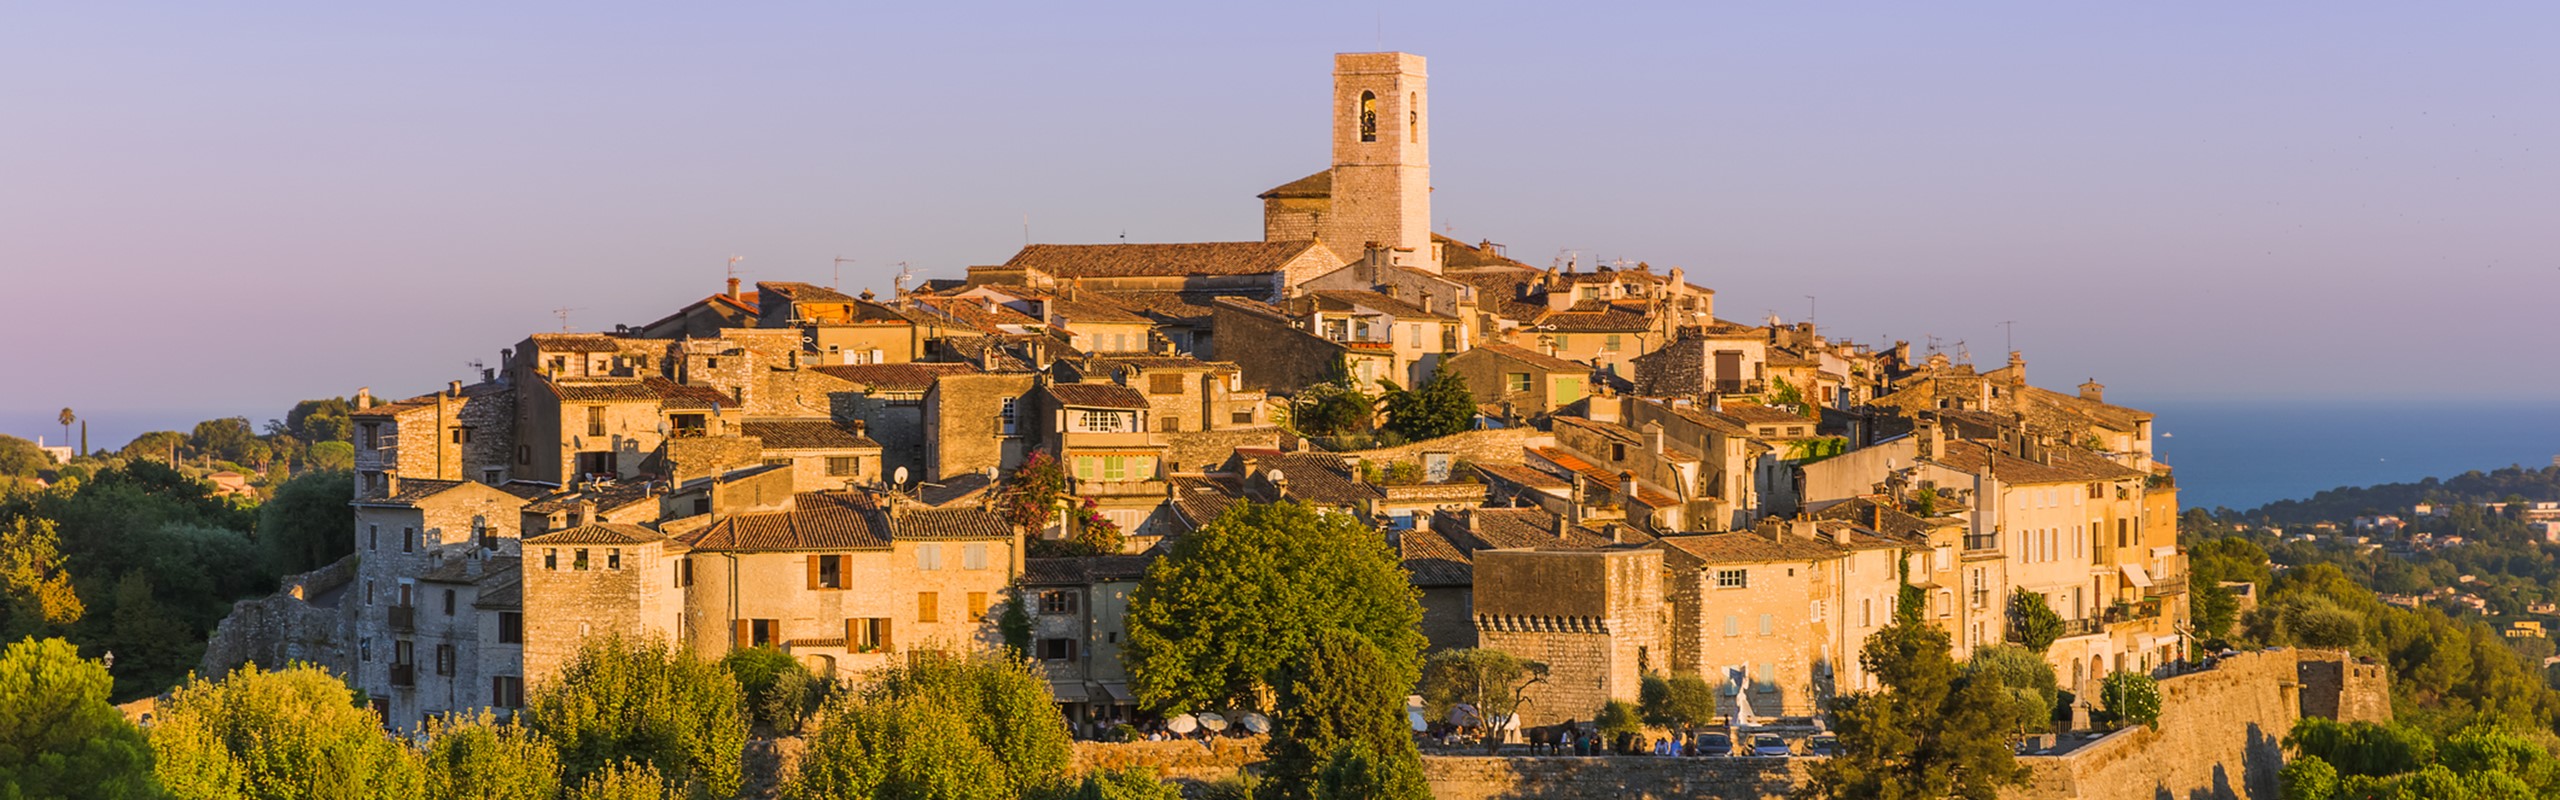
1409;91;1419;143
1358;91;1377;142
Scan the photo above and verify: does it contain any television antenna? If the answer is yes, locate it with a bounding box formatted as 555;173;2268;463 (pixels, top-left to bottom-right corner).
894;262;915;297
552;307;583;331
2001;320;2016;353
1953;340;1972;364
833;256;855;290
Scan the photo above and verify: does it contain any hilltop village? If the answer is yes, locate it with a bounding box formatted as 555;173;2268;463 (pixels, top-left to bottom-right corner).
328;52;2189;734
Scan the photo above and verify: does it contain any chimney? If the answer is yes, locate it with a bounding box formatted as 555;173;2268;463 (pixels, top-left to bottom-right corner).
1569;473;1587;513
1789;518;1821;541
1644;422;1665;456
382;472;398;497
727;277;741;299
2079;379;2105;403
448;380;463;397
356;387;373;410
2006;351;2026;387
1925;415;1945;460
1552;512;1569;538
851;419;868;439
1618;470;1639;510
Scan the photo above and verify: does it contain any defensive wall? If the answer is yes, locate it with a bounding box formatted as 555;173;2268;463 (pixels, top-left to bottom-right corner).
196;554;359;682
1063;648;2390;800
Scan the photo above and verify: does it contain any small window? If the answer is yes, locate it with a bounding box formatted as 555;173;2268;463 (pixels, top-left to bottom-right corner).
1715;568;1748;589
573;549;590;571
1040;638;1079;662
815;555;844;589
1159;416;1180;433
1612;443;1626;461
1605;334;1622;352
999;398;1019;435
1041;590;1080;615
515;445;531;465
368;524;379;551
916;544;941;571
1505;373;1531;393
826;457;856;477
492;676;524;709
435;644;456;676
607;548;622;570
1077;410;1126;433
918;592;939;623
968;592;989;619
450;427;471;444
403;527;415;554
963;544;988;570
849;618;892;651
543;549;558;571
1724;615;1740;637
586;406;606;437
1759;613;1774;636
1103;455;1127;481
1149;374;1185;394
442;589;456;616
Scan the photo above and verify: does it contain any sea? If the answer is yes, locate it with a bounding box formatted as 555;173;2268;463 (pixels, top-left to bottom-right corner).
2145;400;2560;512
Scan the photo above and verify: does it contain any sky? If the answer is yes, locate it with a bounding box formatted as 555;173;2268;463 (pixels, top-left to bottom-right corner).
3;2;2556;455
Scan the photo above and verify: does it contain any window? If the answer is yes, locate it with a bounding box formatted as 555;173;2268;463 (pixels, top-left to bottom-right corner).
360;423;380;450
1861;598;1873;627
435;644;456;676
1041;590;1080;615
916;544;942;571
607;548;621;570
1714;568;1748;589
848;618;892;651
450;427;471;444
826;457;856;477
1505;373;1531;393
586;406;606;437
499;612;523;644
1606;334;1622;352
968;592;989;618
492;676;524;709
811;554;845;589
1811;599;1826;622
999;398;1018;436
672;413;706;438
1787;426;1805;436
1724;615;1741;637
1611;442;1626;461
1075;457;1096;480
1408;91;1419;142
403;527;415;554
1149;374;1185;394
1103;455;1127;481
442;589;455;616
918;592;940;623
1358;90;1377;142
1040;638;1079;662
516;445;531;465
1553;334;1570;349
573;549;590;571
1759;613;1774;636
368;524;378;551
360;637;373;662
474;519;492;550
1077;410;1126;432
674;559;694;587
1159;416;1180;433
393;639;415;667
543;549;558;571
963;544;988;570
733;619;779;648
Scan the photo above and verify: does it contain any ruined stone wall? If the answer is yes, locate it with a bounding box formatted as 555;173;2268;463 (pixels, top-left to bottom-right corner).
1333;427;1554;466
199;555;359;681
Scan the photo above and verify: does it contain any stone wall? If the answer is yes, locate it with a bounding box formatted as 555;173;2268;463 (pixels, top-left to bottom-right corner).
1074;736;1267;785
199;555;359;681
1333;427;1554;466
1425;756;1808;800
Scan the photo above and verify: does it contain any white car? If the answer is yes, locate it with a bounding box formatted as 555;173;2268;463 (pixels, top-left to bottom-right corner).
1751;734;1791;757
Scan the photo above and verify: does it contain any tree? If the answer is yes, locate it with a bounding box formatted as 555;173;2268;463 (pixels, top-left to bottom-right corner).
2005;588;2064;653
281;398;354;444
2282;755;2341;800
1;517;84;641
423;712;563;800
0;637;157;799
1380;367;1474;441
1966;644;2059;734
1593;700;1645;752
1065;766;1185;800
1261;629;1428;800
57;408;75;451
1125;501;1424;715
151;662;423;800
526;635;748;799
720;646;821;735
1638;672;1718;731
566;760;679;800
2097;671;2162;730
1418;648;1546;752
1002;449;1070;538
0;435;47;478
306;440;355;472
188;418;261;466
119;431;186;462
782;651;1069;800
1802;614;2026;800
257;469;355;576
1290;379;1376;438
998;591;1033;659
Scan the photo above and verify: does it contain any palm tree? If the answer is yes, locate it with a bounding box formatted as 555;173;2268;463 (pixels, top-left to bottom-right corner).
57;408;74;449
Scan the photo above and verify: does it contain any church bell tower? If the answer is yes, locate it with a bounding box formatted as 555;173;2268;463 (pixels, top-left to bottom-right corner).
1324;52;1436;273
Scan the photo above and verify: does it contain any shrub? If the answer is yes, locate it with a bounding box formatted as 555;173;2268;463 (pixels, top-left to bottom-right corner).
528;635;747;799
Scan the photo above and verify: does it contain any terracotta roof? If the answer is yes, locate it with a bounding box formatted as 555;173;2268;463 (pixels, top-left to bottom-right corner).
1928;440;2145;485
912;296;1045;335
1400;526;1474;587
1171;475;1242;527
1444;268;1550;323
1442;507;1632;551
1250;451;1381;505
1530;300;1655;333
1002;241;1325;278
1092;291;1233;325
527;333;624;353
1653;530;1852;564
1044;383;1150;409
360;478;470;506
645;377;736;409
1434;234;1537;271
740;419;881;450
1460;342;1587;373
1304;290;1451;321
918;472;995;507
679;500;891;551
893;507;1012;539
1090;355;1226;372
1527;447;1680;507
759;281;859;304
550;381;661;404
1039;293;1152;324
1473;462;1568;490
1809;497;1940;541
1260;170;1331;199
524;481;660;515
524;523;666;545
809;362;981;391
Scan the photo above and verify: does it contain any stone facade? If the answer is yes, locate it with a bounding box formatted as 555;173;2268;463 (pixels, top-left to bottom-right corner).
1473;548;1663;727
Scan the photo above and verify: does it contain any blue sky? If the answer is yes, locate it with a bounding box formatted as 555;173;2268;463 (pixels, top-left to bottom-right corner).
3;2;2555;450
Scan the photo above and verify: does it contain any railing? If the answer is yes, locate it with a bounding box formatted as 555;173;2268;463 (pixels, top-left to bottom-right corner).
2061;618;2101;637
1970;589;1992;609
387;605;415;632
1962;534;1999;552
2146;575;2190;597
1071;478;1168;497
390;664;416;687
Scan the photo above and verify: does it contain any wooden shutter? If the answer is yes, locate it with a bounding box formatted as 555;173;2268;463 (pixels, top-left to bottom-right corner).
846;618;859;648
918;592;938;623
732;619;750;649
881;619;894;650
806;555;821;589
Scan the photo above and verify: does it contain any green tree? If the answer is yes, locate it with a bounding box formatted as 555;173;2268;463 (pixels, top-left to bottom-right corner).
1966;645;2058;734
256;469;354;576
118;431;186;462
1261;629;1428;800
2005;588;2064;653
151;663;423;800
2097;671;2161;730
1125;501;1423;715
998;590;1033;659
1290;378;1376;438
305;441;355;473
720;646;823;735
1637;672;1718;731
0;637;157;799
782;651;1066;800
1418;648;1546;753
423;712;562;800
1;518;85;641
0;435;48;478
2287;718;2436;778
2282;755;2341;800
1593;699;1644;751
187;418;260;466
526;635;747;799
280;398;354;444
1380;367;1475;441
102;572;191;698
1802;613;2026;800
1065;766;1185;800
566;760;678;800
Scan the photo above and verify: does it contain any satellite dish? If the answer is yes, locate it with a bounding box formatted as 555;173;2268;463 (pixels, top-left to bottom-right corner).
1198;712;1228;733
1266;468;1286;483
1240;713;1270;735
893;466;910;487
1167;714;1198;734
985;466;998;482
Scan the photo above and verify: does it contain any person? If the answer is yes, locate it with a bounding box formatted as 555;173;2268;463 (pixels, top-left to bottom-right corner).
1653;737;1670;756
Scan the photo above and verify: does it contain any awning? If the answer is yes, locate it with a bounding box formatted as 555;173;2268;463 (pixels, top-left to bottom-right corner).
1049;681;1090;703
1092;682;1131;705
2120;563;2154;588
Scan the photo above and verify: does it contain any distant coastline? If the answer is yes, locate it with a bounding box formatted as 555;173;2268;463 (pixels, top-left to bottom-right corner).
2145;399;2560;512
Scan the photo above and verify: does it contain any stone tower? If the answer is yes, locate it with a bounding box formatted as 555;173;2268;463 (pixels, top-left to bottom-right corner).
1324;52;1436;273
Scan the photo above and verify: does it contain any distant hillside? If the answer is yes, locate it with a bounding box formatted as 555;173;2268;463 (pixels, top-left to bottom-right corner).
2245;464;2560;525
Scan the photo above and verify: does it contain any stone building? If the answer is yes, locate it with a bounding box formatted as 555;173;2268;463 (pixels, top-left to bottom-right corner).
348;478;538;728
1021;555;1156;732
1472;547;1664;727
1650;520;1909;718
351;381;517;493
1438;342;1592;420
1259;52;1438;273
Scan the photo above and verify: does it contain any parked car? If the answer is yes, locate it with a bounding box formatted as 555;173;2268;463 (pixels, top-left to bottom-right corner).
1751;734;1791;757
1695;732;1733;756
1805;734;1839;757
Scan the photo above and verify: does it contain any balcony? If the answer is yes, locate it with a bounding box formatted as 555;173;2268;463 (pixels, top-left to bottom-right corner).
2145;575;2190;597
2060;618;2101;637
1962;534;1999;552
1072;478;1169;498
387;605;415;632
1058;429;1161;450
390;664;416;687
